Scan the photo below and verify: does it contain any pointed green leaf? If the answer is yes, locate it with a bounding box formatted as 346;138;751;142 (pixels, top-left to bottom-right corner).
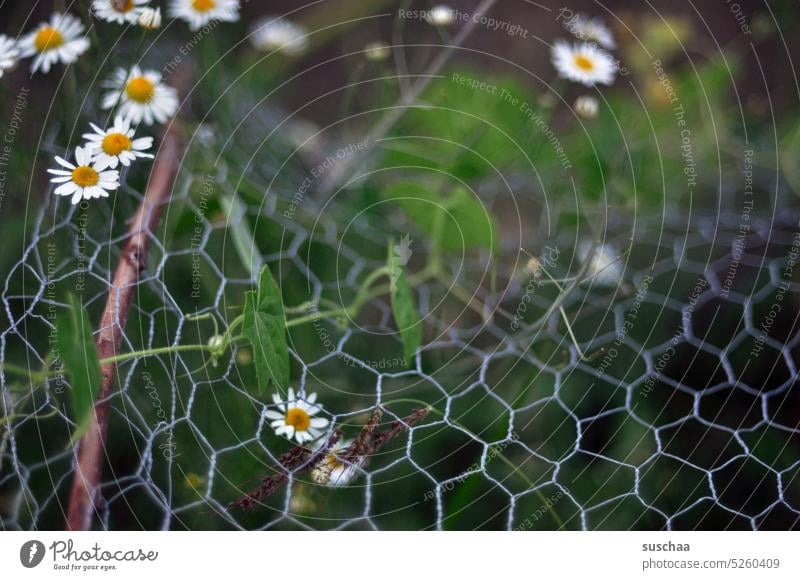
390;260;422;368
383;182;498;254
242;265;289;394
56;294;102;443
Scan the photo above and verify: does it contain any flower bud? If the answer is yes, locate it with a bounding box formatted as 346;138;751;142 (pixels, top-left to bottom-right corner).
138;7;162;30
364;41;391;62
426;5;455;27
574;95;599;119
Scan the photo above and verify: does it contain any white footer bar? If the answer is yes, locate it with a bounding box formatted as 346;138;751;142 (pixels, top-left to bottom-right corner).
1;531;797;578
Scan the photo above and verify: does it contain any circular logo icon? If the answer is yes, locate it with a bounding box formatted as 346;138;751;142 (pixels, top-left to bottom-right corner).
19;540;46;568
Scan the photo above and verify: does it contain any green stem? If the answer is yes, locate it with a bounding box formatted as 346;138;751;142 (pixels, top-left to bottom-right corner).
185;311;220;338
285;266;392;328
79;0;101;47
0;363;47;381
98;343;214;366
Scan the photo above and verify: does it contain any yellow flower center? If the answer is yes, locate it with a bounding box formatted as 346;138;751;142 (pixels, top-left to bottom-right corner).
34;27;64;52
574;54;595;72
72;166;99;187
126;76;155;104
192;0;216;12
112;0;135;12
325;451;343;469
102;132;133;156
284;407;311;431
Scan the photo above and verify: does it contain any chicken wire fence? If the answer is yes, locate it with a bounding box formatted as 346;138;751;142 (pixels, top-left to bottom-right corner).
1;131;799;531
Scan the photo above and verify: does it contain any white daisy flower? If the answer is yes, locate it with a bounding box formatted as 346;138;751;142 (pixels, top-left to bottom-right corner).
0;35;20;78
249;16;309;56
138;7;162;30
425;5;455;27
565;14;616;50
18;12;90;74
310;439;365;487
48;146;120;205
574;95;599;119
266;388;329;445
169;0;240;32
579;241;623;287
82;116;154;171
101;66;179;126
92;0;149;25
551;40;617;86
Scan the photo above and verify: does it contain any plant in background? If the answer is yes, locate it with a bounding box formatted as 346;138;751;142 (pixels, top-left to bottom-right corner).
101;66;180;125
92;0;150;25
169;0;241;31
17;12;90;74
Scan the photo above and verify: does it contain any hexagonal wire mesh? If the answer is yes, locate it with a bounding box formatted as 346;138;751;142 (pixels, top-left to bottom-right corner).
2;127;798;531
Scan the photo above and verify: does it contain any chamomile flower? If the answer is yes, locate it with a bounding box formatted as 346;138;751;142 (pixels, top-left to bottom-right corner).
169;0;240;32
18;12;90;74
267;389;329;445
101;66;179;126
566;14;616;50
579;241;623;287
92;0;150;25
48;146;120;205
551;40;617;86
82;117;154;170
0;35;20;78
249;16;309;56
311;439;365;487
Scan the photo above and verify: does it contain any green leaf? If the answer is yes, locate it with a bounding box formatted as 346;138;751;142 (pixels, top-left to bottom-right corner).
56;294;102;443
383;182;498;254
220;191;262;278
389;254;422;368
242;265;289;394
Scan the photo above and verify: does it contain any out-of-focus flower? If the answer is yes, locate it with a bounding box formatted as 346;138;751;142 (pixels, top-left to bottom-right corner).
574;95;599;119
266;388;329;445
48;146;120;205
92;0;149;25
137;7;162;30
565;14;616;49
18;12;90;74
0;35;20;78
551;40;617;86
169;0;240;31
364;41;390;62
526;256;541;277
579;241;623;287
249;16;309;56
101;66;179;126
310;439;365;487
425;5;455;27
82;116;154;170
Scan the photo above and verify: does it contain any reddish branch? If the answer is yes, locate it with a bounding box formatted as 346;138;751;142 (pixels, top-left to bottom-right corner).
232;407;430;511
65;122;183;531
232;429;343;511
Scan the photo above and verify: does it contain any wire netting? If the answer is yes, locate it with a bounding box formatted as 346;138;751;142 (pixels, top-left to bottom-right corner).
0;58;796;531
